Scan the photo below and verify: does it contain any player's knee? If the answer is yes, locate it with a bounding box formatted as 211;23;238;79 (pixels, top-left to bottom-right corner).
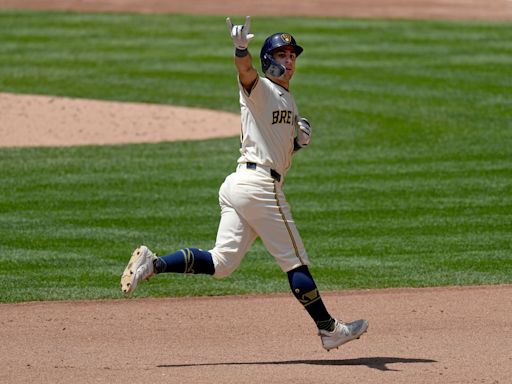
212;262;237;279
287;265;318;301
209;249;241;278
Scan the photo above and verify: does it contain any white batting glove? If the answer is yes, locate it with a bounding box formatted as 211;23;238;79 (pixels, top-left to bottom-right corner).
296;117;312;147
226;16;254;50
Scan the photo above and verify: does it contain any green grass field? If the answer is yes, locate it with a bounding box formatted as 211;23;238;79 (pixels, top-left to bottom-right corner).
0;11;511;303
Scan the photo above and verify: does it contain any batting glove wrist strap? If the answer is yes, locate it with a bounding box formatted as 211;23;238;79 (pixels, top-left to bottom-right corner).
235;48;249;57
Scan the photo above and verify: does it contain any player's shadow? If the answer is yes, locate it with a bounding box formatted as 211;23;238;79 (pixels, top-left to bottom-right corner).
158;356;437;372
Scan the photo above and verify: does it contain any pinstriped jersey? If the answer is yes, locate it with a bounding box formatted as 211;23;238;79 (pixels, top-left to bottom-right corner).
237;76;298;177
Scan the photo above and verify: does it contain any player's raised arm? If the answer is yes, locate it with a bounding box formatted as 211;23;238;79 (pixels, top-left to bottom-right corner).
226;16;258;92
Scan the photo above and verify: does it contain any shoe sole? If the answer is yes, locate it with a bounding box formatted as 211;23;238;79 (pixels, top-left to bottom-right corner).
120;247;144;294
325;321;369;351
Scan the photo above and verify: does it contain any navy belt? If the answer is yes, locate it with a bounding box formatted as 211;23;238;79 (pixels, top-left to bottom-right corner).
246;162;281;182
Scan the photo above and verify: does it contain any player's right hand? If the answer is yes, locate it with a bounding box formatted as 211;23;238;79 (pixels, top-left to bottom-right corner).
226;16;254;50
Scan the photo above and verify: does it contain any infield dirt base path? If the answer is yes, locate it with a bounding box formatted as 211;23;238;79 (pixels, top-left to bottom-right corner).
3;0;512;20
1;285;511;384
1;1;511;384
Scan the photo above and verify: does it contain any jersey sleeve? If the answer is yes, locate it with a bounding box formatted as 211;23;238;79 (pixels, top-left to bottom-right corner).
238;75;271;107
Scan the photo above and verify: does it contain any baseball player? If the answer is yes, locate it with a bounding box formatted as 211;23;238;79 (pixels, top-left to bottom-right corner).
121;16;368;351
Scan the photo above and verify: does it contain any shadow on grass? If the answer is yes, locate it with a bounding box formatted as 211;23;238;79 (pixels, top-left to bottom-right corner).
158;356;437;372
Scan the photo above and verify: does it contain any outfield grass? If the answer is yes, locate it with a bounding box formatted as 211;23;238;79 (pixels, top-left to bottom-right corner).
0;11;511;302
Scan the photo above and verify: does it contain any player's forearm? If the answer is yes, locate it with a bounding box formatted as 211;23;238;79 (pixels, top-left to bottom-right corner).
234;48;253;71
227;17;258;90
235;49;254;74
234;49;258;90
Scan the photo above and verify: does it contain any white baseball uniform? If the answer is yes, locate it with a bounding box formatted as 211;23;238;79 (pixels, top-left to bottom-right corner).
209;75;309;277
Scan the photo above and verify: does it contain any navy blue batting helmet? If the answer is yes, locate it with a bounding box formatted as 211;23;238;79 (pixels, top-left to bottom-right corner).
260;32;303;77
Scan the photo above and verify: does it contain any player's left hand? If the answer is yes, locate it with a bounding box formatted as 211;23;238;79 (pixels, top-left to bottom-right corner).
226;16;255;50
296;117;312;147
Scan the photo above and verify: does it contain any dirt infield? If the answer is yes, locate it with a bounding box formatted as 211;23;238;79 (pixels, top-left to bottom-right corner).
0;93;240;147
3;0;512;20
1;1;511;383
1;286;511;384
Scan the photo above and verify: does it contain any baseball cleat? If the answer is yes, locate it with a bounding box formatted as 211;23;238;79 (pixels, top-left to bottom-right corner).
121;245;157;294
318;319;369;351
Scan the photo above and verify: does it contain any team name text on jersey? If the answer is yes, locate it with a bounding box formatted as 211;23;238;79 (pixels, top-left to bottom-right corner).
272;110;294;125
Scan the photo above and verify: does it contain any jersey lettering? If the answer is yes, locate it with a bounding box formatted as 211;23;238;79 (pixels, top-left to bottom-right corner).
272;110;293;125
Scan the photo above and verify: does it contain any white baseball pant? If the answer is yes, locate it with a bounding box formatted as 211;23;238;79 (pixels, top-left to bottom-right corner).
209;163;309;278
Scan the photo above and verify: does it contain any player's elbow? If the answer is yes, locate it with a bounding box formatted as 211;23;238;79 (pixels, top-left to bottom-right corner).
237;67;258;93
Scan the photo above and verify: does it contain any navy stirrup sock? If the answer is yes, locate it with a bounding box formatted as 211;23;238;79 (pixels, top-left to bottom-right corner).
154;248;215;275
288;265;335;331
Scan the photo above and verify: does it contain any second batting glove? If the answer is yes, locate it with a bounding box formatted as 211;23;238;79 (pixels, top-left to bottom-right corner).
296;117;312;147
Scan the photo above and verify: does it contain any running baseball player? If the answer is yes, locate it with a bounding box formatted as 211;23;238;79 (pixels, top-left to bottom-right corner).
121;16;368;351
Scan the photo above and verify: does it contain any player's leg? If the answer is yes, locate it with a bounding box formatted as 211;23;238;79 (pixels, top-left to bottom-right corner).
121;209;255;291
209;204;257;278
287;264;367;350
287;265;335;330
246;183;334;328
121;172;255;292
121;208;253;293
249;182;368;350
121;241;216;294
154;248;214;275
207;171;258;278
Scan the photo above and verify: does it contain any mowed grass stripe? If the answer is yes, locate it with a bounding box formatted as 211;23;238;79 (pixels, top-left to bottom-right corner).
0;11;511;302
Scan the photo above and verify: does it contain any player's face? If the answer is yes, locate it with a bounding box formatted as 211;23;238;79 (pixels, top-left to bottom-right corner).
272;47;297;80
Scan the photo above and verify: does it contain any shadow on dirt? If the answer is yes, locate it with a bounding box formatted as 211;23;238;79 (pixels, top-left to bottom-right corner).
158;356;437;371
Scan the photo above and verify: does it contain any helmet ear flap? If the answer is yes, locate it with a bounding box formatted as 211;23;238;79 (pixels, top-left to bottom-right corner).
262;53;285;77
